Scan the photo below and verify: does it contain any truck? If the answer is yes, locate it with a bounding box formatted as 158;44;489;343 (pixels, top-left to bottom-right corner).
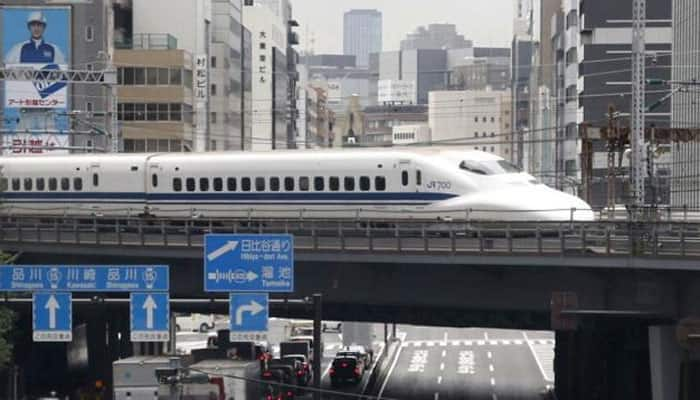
157;359;263;400
113;356;182;400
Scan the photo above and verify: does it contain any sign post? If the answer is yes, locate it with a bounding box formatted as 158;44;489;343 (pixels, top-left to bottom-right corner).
229;293;269;341
32;292;72;342
130;292;170;342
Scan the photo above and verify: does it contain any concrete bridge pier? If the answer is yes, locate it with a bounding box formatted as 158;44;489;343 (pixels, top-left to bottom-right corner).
555;324;652;400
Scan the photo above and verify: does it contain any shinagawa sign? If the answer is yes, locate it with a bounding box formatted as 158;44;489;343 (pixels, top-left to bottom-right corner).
204;234;294;292
0;265;169;292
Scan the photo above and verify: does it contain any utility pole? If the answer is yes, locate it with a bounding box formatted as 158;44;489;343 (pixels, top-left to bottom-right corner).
630;0;647;214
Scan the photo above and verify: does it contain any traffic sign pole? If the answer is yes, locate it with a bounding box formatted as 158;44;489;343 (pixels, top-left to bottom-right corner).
313;293;322;400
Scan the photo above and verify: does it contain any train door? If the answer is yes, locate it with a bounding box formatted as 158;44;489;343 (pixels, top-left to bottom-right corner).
399;159;415;193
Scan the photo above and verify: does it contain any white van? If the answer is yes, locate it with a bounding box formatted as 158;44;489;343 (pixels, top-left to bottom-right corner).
174;313;215;333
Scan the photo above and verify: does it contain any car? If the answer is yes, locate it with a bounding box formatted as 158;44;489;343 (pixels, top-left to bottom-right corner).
265;360;299;393
262;368;295;400
322;321;343;333
281;354;312;386
329;355;364;387
174;313;215;333
336;345;372;365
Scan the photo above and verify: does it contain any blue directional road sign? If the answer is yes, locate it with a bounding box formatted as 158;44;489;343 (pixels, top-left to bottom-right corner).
33;292;72;342
130;292;170;342
204;234;294;292
229;293;268;341
0;265;169;292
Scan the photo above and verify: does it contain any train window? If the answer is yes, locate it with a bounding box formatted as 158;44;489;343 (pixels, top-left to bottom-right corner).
36;178;45;191
0;178;7;192
329;177;340;191
401;171;409;186
173;178;182;192
255;177;265;192
242;178;251;192
344;177;355;191
24;178;33;191
299;177;310;192
269;177;280;192
213;178;223;192
314;177;324;191
227;178;237;191
74;178;83;191
11;178;20;191
61;178;70;191
152;174;158;188
375;177;386;191
284;177;294;191
93;173;99;187
416;170;422;186
49;178;57;191
186;178;196;192
360;176;371;191
199;178;209;192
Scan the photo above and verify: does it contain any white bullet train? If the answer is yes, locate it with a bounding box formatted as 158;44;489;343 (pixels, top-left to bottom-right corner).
0;148;594;222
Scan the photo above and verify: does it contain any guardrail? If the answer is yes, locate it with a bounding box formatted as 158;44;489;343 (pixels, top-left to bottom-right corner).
0;215;699;259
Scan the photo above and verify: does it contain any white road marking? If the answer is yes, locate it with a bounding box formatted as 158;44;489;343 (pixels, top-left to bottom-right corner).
321;362;333;379
489;340;498;346
442;331;448;345
489;364;494;372
514;339;523;345
441;350;447;357
378;338;405;399
440;362;445;371
464;340;473;346
491;377;496;386
523;331;553;382
484;332;490;340
452;340;461;346
487;351;492;359
437;376;443;384
477;340;485;346
502;340;511;345
427;341;435;347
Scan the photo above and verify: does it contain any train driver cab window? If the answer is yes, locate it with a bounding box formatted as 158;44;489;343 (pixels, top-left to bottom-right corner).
152;174;158;188
269;177;280;192
284;177;294;191
93;173;99;187
213;178;223;192
61;178;70;191
242;178;251;192
74;178;83;191
314;177;324;191
299;177;310;191
11;178;20;191
23;178;32;191
401;171;409;186
255;177;265;192
329;177;340;191
36;178;45;191
360;176;371;191
173;178;182;192
344;177;355;191
375;176;386;191
186;178;196;192
49;178;57;191
227;178;237;191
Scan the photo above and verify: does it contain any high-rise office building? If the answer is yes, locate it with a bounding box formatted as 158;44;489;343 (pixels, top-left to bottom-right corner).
343;9;382;68
400;24;472;50
671;0;700;208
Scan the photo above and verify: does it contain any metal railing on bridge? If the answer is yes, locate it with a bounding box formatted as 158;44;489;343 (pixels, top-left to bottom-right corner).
0;215;698;259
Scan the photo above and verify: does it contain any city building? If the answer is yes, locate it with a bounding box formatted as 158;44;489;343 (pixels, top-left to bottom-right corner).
428;90;512;158
448;47;511;91
305;84;335;148
378;49;448;105
343;9;382;68
400;23;472;50
670;0;700;208
392;124;430;146
552;0;673;207
1;0;120;155
242;1;289;150
363;104;428;146
510;35;533;168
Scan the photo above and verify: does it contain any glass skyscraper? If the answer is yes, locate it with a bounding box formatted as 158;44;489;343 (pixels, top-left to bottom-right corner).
343;9;382;68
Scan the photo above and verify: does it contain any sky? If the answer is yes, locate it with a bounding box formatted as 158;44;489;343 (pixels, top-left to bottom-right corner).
292;0;514;55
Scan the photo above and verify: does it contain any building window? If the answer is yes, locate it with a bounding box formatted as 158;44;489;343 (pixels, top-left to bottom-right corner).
566;10;578;29
86;102;93;113
211;56;217;68
260;55;266;62
211;112;217;124
491;117;495;123
85;25;94;42
134;68;145;85
170;104;182;121
482;117;487;123
474;117;479;123
260;42;266;50
211;84;217;96
158;68;169;85
170;68;182;85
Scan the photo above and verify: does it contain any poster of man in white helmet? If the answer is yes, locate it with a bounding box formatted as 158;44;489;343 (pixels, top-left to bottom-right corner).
1;7;70;154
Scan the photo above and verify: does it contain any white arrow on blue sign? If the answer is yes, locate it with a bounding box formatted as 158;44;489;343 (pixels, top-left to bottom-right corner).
33;292;72;342
130;292;170;342
229;293;268;342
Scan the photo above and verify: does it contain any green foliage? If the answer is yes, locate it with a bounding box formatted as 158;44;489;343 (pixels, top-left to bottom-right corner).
0;307;14;369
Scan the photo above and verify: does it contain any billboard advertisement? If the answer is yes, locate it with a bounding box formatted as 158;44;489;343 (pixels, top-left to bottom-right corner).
1;6;71;152
378;80;417;105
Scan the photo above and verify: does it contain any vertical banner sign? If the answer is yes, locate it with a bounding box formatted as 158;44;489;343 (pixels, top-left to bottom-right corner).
1;6;71;155
195;54;208;150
